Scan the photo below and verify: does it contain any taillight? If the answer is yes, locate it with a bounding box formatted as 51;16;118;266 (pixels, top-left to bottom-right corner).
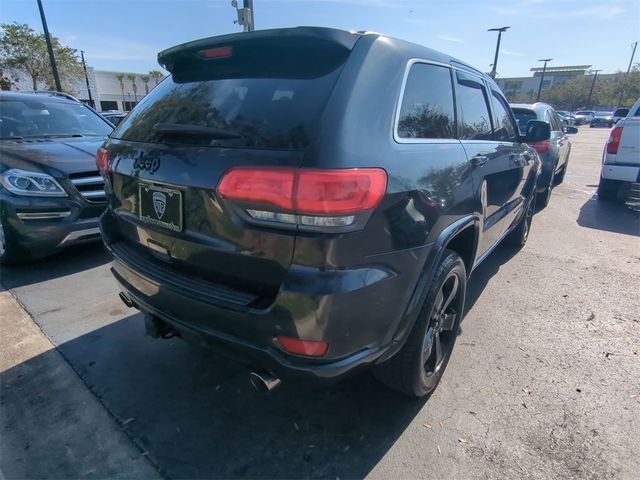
607;126;624;154
528;140;551;154
217;167;387;230
96;147;110;173
276;336;328;357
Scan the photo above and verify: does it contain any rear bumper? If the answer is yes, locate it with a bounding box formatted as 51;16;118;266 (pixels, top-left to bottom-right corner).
601;163;640;183
101;211;431;382
0;191;105;257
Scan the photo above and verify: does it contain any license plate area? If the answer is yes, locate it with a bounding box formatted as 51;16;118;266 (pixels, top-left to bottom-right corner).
139;183;183;232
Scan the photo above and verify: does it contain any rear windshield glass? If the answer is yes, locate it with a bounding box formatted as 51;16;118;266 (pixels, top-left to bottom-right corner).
512;108;538;135
114;58;346;150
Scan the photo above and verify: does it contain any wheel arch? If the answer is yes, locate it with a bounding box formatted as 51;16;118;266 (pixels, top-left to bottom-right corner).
377;214;479;364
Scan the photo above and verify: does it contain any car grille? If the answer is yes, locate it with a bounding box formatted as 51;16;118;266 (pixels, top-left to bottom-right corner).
69;171;106;203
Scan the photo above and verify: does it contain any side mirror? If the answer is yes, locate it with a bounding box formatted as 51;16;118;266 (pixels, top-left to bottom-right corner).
524;120;551;142
565;126;578;134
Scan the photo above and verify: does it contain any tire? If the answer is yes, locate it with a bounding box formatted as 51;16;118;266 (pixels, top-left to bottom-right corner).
374;250;466;397
536;184;552;209
597;176;619;202
506;193;535;248
0;218;30;266
554;162;568;185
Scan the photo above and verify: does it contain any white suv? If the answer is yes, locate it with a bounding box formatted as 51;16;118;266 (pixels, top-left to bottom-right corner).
598;97;640;201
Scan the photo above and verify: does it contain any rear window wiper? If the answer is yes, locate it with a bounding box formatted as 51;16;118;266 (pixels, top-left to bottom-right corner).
152;123;241;140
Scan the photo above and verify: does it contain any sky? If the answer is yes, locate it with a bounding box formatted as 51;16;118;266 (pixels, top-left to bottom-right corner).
1;0;639;78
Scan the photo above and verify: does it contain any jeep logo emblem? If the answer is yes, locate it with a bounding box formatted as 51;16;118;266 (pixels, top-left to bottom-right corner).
133;156;160;174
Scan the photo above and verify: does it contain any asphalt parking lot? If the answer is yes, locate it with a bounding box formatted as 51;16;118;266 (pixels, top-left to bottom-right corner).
1;126;639;479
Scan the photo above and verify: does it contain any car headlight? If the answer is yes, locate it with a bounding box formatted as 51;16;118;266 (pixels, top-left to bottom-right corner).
0;169;68;197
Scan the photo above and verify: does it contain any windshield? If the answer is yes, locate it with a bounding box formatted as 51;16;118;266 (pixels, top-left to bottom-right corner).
595;111;612;116
575;111;593;115
512;108;538;135
0;98;113;139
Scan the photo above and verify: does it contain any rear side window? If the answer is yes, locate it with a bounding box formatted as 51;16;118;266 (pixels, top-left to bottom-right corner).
455;72;492;140
489;91;517;141
512;108;538;135
397;63;455;139
113;48;349;150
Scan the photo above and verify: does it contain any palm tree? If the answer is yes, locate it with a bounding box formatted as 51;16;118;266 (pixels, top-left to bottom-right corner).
140;74;150;95
149;70;163;86
127;74;138;102
115;73;126;110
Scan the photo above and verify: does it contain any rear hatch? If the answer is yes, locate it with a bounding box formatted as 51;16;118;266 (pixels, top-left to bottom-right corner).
104;28;359;303
615;116;640;166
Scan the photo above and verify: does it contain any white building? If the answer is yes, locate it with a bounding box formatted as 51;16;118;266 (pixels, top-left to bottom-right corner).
8;67;166;112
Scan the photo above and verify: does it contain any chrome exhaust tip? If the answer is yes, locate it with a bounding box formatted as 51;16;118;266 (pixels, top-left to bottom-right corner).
249;370;282;392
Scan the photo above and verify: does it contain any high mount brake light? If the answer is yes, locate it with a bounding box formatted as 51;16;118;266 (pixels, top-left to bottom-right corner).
606;126;623;154
217;167;387;229
197;46;234;59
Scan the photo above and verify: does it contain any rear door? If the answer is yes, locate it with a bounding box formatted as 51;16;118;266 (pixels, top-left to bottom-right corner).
488;88;531;234
104;32;357;298
545;109;566;174
454;71;509;257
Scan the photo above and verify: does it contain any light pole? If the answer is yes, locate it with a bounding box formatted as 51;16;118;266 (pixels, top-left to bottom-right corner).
587;69;602;110
36;0;62;92
231;0;254;32
535;58;552;102
617;41;638;106
80;51;94;108
488;26;510;79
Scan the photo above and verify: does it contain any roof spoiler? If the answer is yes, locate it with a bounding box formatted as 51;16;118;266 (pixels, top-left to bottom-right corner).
157;27;362;73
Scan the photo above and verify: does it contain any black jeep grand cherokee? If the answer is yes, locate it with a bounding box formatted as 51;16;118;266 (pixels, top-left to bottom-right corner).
99;27;547;397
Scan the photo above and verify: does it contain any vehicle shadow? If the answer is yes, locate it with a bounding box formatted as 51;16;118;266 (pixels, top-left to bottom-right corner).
4;313;428;479
0;243;110;289
463;243;518;318
577;196;640;237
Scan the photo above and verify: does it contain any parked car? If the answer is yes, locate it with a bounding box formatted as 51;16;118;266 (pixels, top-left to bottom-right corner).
511;102;574;208
100;111;127;126
574;110;595;125
590;111;614;128
557;111;576;126
612;107;629;124
598;97;640;201
0;91;113;264
98;27;547;397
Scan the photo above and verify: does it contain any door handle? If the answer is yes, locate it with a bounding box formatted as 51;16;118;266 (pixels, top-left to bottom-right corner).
471;155;488;167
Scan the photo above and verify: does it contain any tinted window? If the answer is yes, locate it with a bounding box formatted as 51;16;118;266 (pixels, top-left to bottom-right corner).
0;99;112;139
455;72;492;140
546;110;559;131
114;56;347;150
512;108;538;135
489;91;517;141
397;63;455;139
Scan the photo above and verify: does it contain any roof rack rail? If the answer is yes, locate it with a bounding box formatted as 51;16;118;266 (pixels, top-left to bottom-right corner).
24;90;81;102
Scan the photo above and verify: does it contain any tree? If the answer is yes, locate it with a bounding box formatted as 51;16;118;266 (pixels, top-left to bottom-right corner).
0;22;83;91
140;74;150;95
127;73;138;102
115;73;125;108
149;69;163;86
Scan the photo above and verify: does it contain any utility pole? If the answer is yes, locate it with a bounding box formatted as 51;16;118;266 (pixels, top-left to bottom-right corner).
36;0;62;92
80;51;94;108
617;41;638;106
587;69;602;110
535;58;552;102
231;0;254;32
488;26;510;79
